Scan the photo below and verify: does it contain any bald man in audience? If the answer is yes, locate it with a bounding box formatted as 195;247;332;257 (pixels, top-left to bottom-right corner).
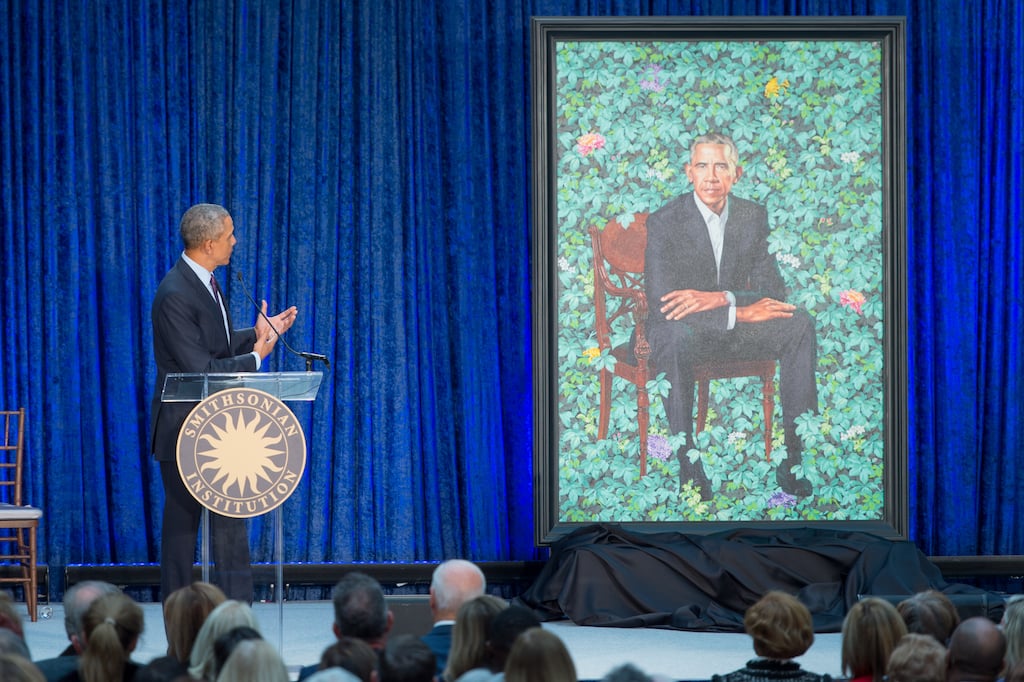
946;616;1006;682
422;559;486;674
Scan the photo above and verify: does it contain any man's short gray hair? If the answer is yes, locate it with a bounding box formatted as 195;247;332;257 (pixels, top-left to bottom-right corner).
63;581;121;639
431;559;486;613
179;203;230;250
689;132;740;167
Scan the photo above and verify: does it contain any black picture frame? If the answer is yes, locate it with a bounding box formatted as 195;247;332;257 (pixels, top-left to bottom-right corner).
530;16;907;545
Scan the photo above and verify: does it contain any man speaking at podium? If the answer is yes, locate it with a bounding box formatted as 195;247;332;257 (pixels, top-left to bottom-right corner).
149;203;298;601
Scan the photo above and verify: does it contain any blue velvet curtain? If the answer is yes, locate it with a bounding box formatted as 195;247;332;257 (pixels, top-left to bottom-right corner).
0;0;1021;573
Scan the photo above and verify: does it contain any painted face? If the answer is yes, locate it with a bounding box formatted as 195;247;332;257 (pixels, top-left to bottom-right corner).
208;216;237;268
685;143;743;213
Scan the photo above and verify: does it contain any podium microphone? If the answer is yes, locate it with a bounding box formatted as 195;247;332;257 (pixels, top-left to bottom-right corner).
235;271;331;372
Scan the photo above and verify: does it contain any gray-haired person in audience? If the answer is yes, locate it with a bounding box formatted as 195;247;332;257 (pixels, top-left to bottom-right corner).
885;633;946;682
1002;594;1024;669
32;581;121;682
423;560;486;676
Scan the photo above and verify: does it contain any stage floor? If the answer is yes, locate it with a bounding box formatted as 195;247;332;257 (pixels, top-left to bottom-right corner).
22;600;845;680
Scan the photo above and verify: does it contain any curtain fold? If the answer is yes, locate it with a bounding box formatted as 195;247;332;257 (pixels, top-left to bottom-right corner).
1;0;1022;571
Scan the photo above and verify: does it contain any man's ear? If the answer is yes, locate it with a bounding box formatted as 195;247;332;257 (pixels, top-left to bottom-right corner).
71;633;85;654
385;609;394;633
332;622;341;639
684;163;694;183
734;165;743;181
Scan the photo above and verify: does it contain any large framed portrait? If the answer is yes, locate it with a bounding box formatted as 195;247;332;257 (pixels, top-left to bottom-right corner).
531;17;907;544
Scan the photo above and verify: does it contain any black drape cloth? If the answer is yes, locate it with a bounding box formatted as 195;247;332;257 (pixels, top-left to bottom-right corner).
517;525;999;632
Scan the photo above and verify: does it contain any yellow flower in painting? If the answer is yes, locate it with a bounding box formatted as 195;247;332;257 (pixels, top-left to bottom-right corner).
764;76;790;98
575;132;606;157
582;347;601;363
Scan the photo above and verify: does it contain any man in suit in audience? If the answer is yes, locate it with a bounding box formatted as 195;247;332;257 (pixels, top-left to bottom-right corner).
946;616;1005;682
421;559;486;675
645;131;818;499
33;581;121;681
299;571;395;680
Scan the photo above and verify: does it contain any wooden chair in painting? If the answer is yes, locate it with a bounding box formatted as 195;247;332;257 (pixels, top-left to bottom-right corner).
589;213;777;477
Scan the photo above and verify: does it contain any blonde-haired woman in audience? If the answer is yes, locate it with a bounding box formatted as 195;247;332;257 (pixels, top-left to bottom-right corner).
188;599;260;681
444;595;507;681
885;633;946;682
215;638;289;682
1002;594;1024;668
712;591;831;681
841;597;908;682
62;592;145;682
0;654;44;682
503;627;576;682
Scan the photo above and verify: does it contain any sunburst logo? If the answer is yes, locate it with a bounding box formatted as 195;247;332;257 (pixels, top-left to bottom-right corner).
176;388;306;518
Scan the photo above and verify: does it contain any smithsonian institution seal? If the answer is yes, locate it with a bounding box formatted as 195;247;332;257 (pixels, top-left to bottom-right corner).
176;387;307;518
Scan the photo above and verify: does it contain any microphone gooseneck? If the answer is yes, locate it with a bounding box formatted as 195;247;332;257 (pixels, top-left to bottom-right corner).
234;271;331;371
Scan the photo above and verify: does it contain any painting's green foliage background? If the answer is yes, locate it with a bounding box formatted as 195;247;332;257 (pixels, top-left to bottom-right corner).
556;40;885;522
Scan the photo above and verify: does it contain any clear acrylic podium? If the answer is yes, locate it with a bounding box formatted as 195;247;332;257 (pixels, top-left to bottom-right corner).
160;371;322;647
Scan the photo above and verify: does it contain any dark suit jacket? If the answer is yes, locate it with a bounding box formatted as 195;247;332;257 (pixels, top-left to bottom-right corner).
421;622;453;675
644;191;787;343
149;257;258;461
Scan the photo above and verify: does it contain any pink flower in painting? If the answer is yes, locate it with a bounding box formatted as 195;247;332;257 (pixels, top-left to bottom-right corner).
576;132;606;157
840;289;867;315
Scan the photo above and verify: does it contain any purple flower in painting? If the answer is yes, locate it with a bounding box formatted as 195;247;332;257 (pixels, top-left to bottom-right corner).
639;65;665;92
648;434;672;461
767;491;797;508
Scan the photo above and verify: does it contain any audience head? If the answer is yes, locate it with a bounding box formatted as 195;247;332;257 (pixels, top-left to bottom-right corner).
188;599;260;681
885;633;947;682
1002;594;1024;667
443;594;507;681
743;590;814;660
0;590;24;640
133;655;189;682
602;662;653;682
484;605;541;673
319;635;379;682
429;560;486;621
212;625;263;678
504;627;577;682
162;581;226;662
0;654;44;682
77;592;145;682
379;634;437;682
1006;660;1024;682
841;596;908;682
308;668;363;682
896;589;960;645
0;627;31;659
332;571;393;646
216;638;289;682
946;616;1006;682
63;581;122;651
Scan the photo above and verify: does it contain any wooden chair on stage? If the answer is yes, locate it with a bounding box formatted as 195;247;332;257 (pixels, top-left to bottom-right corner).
0;408;41;620
589;213;777;477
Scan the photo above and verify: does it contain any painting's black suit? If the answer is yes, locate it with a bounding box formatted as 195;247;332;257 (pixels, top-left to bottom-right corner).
150;257;257;600
644;192;818;490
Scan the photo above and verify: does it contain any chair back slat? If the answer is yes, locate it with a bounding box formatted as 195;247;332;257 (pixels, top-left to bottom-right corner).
0;409;25;506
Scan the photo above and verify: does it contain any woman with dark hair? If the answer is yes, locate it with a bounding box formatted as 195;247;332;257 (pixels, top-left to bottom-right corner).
712;591;831;682
58;592;144;682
